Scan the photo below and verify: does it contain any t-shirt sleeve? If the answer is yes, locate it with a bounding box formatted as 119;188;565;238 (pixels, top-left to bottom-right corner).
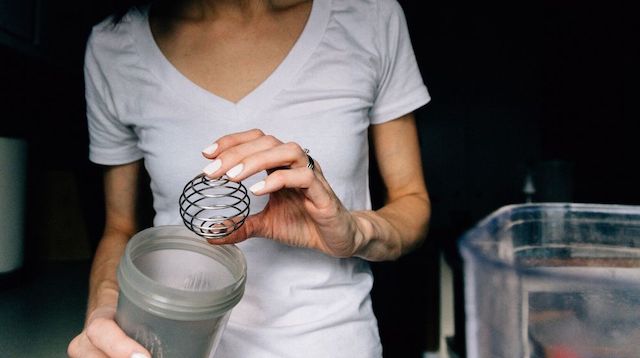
84;28;144;165
369;0;430;125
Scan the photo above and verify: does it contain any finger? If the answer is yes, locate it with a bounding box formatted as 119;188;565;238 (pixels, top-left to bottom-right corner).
203;134;283;178
224;142;310;181
250;167;332;207
68;333;109;358
249;167;313;192
201;128;266;158
86;317;151;358
205;213;259;245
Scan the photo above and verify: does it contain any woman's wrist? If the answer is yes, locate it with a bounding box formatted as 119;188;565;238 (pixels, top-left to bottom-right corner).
350;211;402;261
86;279;120;325
86;305;117;325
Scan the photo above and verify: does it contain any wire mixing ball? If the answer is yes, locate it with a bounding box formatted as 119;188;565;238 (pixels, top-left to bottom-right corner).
179;174;251;240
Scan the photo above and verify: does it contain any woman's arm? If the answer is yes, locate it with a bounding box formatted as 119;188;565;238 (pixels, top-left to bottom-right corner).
352;113;430;261
87;161;140;316
199;113;429;262
68;161;151;358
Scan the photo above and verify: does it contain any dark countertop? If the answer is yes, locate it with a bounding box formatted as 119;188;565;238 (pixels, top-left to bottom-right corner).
0;258;446;358
0;260;90;358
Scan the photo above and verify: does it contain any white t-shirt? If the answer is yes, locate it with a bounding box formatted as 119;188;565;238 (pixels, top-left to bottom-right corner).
85;0;430;356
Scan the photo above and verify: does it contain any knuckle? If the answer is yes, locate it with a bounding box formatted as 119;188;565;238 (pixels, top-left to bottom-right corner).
86;318;108;341
217;147;239;162
67;336;81;357
264;135;280;146
269;170;285;183
250;128;265;137
285;141;303;153
216;135;231;147
215;150;230;162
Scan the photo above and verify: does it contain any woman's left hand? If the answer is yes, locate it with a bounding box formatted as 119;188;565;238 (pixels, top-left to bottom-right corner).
200;128;364;257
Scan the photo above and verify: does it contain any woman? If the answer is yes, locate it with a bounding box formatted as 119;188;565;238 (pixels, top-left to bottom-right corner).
69;0;431;357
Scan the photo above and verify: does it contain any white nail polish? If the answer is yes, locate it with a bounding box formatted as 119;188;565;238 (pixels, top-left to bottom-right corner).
131;353;149;358
203;159;221;175
249;180;265;193
226;163;244;178
202;143;218;155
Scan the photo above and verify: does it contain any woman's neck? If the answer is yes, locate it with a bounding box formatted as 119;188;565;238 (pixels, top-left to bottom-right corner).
157;0;308;22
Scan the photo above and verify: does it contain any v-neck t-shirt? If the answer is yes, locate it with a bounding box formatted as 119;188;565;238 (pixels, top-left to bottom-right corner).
84;0;430;356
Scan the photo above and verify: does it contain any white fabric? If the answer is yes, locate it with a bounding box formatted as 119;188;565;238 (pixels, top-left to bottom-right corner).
85;0;430;356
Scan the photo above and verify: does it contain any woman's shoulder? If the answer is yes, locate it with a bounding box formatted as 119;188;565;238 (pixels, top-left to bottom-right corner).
86;7;146;63
88;7;145;48
330;0;403;14
327;0;405;30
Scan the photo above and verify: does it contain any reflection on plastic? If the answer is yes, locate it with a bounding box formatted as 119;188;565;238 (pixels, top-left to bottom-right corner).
183;272;213;291
133;324;164;358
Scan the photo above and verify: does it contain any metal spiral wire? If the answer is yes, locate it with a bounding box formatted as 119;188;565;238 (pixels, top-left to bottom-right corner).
179;174;250;240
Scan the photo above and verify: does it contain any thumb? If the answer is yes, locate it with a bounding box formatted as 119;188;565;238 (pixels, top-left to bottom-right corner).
205;212;264;245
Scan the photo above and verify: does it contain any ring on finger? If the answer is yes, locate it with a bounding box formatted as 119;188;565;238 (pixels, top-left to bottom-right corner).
306;154;315;170
302;148;314;170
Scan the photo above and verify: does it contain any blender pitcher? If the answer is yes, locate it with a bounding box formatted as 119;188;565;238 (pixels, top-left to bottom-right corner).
459;203;640;358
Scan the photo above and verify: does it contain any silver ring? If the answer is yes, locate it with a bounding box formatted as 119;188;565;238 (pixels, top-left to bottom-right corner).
306;154;315;170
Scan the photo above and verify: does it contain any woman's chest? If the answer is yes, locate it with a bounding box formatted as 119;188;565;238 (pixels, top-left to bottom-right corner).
149;4;311;103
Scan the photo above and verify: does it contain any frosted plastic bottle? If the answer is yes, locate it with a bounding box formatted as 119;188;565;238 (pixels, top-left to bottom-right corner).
115;226;246;358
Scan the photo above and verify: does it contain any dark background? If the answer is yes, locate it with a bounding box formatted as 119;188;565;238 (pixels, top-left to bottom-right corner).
373;1;634;357
0;0;634;357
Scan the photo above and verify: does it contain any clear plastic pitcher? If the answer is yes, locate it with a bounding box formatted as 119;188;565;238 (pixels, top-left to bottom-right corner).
459;203;640;358
115;226;246;358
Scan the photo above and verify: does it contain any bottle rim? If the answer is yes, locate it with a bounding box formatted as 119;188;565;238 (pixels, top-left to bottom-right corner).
117;225;247;320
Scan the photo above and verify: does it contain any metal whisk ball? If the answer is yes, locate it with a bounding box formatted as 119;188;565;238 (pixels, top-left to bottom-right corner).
179;174;250;240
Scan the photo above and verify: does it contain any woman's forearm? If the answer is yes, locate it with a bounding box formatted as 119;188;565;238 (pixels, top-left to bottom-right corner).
85;230;131;323
357;113;430;261
85;162;141;323
352;191;430;261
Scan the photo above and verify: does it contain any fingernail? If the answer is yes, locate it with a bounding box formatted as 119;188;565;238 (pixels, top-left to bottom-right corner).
203;159;222;175
131;353;149;358
202;143;218;155
249;180;265;193
226;163;244;178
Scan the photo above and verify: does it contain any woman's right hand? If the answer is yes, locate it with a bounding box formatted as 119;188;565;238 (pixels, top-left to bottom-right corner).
67;306;150;358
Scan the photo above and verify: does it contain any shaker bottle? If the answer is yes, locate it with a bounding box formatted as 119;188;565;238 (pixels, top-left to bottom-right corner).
115;225;246;357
